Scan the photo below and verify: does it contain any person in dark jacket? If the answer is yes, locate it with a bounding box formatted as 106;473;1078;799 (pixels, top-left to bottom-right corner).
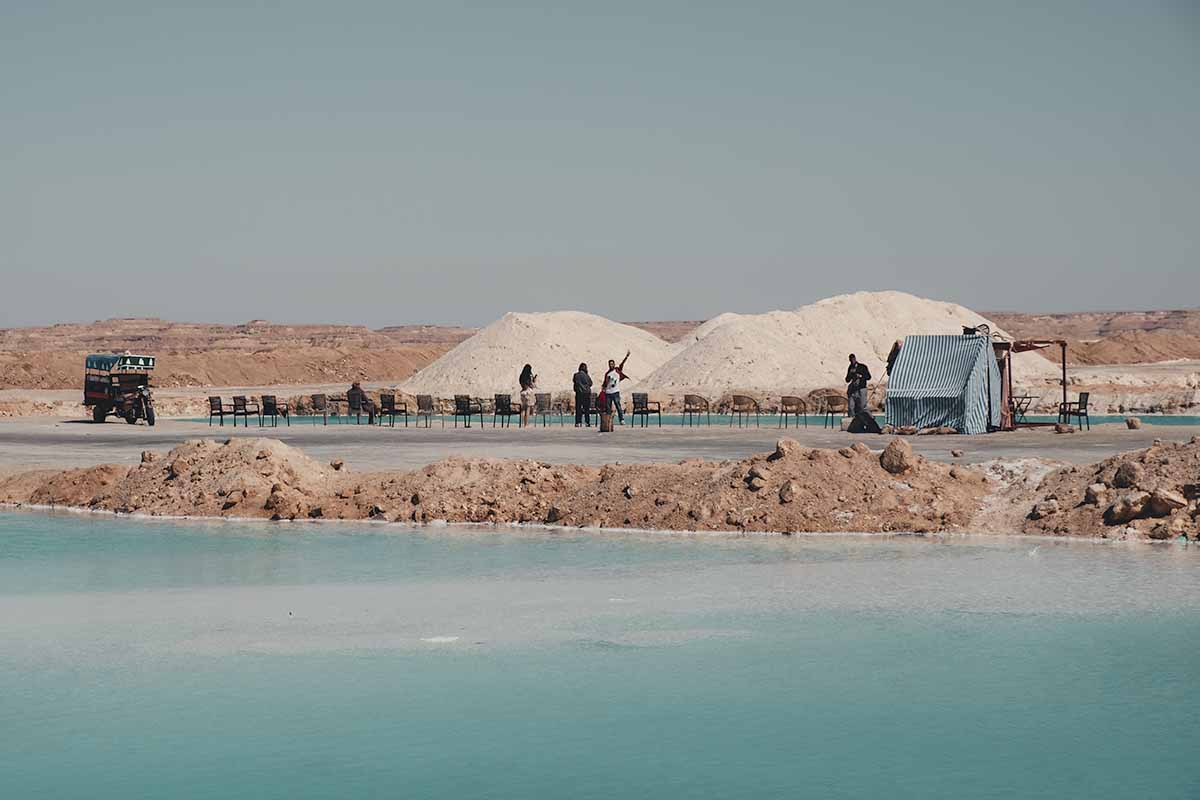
886;340;902;376
845;354;871;417
346;381;375;424
572;363;593;426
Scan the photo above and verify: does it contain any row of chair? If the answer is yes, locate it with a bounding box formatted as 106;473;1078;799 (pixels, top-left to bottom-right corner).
306;393;414;426
208;395;289;427
682;394;847;429
426;393;842;430
207;392;853;429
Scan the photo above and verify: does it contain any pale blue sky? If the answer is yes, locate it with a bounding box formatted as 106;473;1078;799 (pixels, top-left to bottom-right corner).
3;1;1197;327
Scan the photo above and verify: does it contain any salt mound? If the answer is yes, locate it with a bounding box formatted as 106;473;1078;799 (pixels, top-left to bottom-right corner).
641;291;1056;397
400;311;678;397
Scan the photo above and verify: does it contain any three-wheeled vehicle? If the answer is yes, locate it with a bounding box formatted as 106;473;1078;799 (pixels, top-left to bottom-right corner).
84;353;156;425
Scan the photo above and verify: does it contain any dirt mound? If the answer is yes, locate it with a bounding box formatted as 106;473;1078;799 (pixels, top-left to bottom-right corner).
2;437;335;518
0;437;989;534
1021;437;1200;540
400;311;679;397
640;291;1056;398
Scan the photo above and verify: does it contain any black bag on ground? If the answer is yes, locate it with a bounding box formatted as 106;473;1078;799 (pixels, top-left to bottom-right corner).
847;410;881;434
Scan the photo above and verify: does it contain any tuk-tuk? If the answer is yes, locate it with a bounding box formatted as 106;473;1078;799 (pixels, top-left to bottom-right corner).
84;353;156;425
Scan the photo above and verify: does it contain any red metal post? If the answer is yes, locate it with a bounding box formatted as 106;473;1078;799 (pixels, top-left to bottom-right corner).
1060;342;1067;411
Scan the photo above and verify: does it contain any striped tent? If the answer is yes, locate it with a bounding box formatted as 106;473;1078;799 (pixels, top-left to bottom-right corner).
885;335;1001;435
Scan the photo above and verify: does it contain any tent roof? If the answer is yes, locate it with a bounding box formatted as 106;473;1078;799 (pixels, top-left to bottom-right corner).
887;335;990;399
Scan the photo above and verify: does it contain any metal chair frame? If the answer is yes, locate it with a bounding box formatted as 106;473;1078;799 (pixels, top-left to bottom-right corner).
379;393;408;427
630;393;661;427
208;396;233;426
415;395;436;428
1058;391;1091;431
260;395;290;427
779;396;808;428
822;395;848;429
682;394;711;427
534;393;563;427
728;395;760;428
454;395;484;428
311;394;336;425
493;394;520;428
231;395;260;428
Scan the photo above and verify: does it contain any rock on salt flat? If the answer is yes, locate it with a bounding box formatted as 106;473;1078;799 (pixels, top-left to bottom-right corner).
400;311;678;397
639;291;1058;397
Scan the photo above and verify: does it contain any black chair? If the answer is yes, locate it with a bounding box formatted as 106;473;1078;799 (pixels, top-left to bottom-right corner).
346;391;375;424
378;393;408;427
208;396;232;426
630;393;661;427
261;395;289;427
231;395;259;428
311;394;335;425
728;395;760;428
534;393;563;426
454;395;484;428
821;395;848;429
415;395;435;428
779;396;808;429
682;394;710;427
493;394;520;427
1058;391;1091;431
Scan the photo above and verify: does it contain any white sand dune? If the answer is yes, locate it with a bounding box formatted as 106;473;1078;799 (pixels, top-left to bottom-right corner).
639;291;1058;397
399;311;678;397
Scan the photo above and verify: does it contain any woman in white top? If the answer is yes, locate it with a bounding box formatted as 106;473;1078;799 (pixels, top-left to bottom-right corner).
518;364;536;428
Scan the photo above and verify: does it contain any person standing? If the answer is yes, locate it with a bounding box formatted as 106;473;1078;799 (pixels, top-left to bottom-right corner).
519;364;537;428
601;350;630;425
845;354;871;417
886;340;902;376
572;363;593;426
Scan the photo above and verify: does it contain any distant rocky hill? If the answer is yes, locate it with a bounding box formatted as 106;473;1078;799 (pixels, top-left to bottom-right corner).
985;309;1200;365
985;309;1200;340
0;318;459;389
4;307;1199;391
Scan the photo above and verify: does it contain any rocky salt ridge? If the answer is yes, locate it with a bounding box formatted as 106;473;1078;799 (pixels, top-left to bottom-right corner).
1021;436;1200;540
0;436;989;535
3;435;1197;541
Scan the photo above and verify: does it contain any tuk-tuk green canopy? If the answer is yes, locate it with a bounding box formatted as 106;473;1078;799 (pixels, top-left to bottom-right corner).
85;354;155;371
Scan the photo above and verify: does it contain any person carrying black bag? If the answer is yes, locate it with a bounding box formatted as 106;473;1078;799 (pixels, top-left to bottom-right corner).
572;363;593;426
845;354;871;417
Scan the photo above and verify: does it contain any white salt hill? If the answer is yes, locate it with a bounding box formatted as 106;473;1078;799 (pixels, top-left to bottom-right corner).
639;290;1058;398
400;311;678;397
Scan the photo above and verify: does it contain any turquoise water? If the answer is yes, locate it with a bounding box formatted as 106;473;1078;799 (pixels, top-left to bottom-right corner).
3;512;1199;799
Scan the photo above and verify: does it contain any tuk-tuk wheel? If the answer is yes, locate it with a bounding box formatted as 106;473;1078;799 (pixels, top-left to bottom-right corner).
92;406;107;423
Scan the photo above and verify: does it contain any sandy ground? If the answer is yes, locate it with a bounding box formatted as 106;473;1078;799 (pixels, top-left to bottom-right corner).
1;415;1195;474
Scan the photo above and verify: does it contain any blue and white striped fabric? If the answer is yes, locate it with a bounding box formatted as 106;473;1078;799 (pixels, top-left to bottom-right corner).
885;335;1001;435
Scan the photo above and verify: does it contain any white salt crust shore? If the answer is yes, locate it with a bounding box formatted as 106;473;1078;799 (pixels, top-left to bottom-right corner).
2;500;1178;547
